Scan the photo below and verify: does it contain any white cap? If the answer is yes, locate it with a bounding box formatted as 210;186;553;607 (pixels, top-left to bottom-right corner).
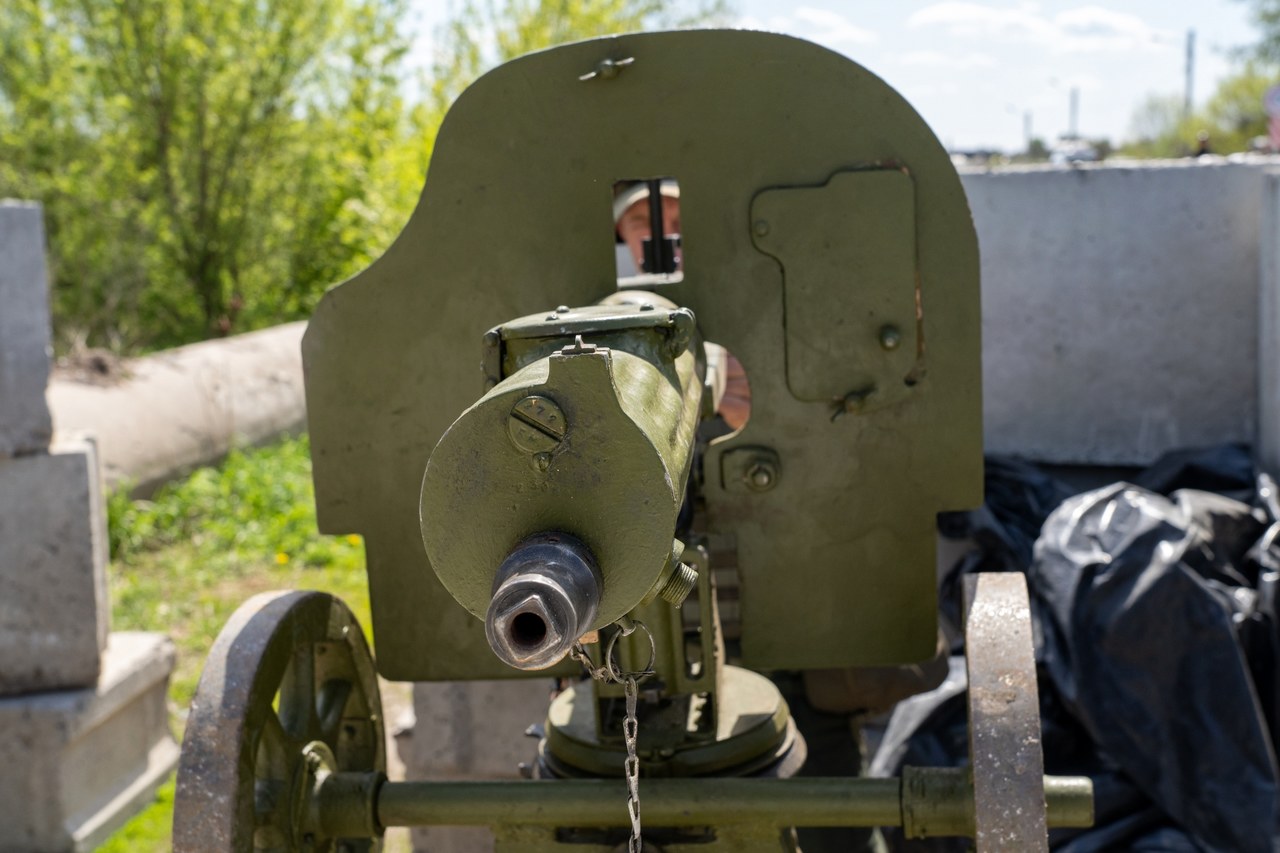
612;179;680;224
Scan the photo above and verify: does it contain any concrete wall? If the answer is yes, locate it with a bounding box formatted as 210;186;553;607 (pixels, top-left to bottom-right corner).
1260;171;1280;476
0;202;53;457
0;201;177;852
961;159;1270;466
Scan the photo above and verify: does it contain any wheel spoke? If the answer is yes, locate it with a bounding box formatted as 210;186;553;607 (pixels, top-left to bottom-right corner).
253;710;293;842
256;710;292;782
317;678;354;742
279;644;316;740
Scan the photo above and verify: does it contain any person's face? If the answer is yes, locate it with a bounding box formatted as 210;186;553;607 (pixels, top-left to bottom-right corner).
617;196;682;272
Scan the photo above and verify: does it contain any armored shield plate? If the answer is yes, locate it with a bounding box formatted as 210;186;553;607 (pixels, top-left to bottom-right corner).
303;30;982;680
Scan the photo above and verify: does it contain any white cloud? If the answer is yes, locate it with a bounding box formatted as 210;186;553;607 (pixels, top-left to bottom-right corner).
738;14;799;33
899;49;997;69
1054;6;1166;52
907;80;964;98
737;8;877;47
907;2;1172;54
793;7;878;45
907;2;1055;41
1059;73;1103;92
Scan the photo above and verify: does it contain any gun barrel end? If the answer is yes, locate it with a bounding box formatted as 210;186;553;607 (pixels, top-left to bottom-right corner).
485;533;601;670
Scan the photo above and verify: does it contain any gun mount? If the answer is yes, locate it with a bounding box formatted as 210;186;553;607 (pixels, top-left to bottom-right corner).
172;29;1095;852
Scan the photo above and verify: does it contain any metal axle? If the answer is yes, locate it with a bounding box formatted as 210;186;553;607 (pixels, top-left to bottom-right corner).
313;769;1093;840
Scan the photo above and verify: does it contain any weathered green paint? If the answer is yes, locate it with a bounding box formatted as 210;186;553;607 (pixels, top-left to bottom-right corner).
371;772;1094;831
752;168;920;408
421;302;702;629
303;30;982;680
543;666;791;778
492;822;795;852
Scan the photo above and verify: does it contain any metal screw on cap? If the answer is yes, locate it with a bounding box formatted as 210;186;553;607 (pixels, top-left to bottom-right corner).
507;395;566;455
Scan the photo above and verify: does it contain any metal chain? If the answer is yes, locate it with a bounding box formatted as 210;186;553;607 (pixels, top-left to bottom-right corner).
567;642;611;681
569;620;654;853
623;675;642;853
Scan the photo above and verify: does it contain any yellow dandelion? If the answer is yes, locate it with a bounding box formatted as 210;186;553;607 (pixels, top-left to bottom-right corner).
275;552;289;565
345;534;361;546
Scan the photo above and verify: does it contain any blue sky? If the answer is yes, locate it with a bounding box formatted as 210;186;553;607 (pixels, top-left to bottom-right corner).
405;1;1259;151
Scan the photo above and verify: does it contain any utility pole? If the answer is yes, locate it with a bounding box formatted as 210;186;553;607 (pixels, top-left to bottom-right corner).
1185;29;1196;118
1068;87;1079;139
1024;110;1033;150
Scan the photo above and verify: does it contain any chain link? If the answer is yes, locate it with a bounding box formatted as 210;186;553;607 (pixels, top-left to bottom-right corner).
567;642;611;681
569;620;653;853
623;675;642;852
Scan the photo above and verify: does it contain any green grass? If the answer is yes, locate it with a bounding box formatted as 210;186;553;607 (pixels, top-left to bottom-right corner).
100;434;376;850
97;779;174;853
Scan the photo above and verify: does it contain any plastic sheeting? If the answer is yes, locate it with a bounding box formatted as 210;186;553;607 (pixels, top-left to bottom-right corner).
874;445;1280;853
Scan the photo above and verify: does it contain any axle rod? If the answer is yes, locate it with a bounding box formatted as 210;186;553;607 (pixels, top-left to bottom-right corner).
348;770;1092;837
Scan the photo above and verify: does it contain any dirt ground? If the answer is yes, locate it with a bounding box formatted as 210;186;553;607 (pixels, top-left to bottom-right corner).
380;677;415;852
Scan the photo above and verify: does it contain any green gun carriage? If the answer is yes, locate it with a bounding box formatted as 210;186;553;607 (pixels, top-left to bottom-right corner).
172;29;1094;852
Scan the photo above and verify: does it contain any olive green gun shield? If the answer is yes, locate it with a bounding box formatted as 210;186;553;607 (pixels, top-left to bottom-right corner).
303;29;982;680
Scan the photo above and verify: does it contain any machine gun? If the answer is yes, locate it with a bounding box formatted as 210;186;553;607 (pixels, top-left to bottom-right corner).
172;30;1094;852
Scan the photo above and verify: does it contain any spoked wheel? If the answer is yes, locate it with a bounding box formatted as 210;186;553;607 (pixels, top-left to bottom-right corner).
963;572;1049;852
174;590;386;852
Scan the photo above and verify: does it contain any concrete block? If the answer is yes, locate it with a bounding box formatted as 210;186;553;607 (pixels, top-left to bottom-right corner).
0;200;53;457
408;679;551;852
0;436;109;693
1260;170;1280;477
409;679;549;777
962;162;1262;465
0;632;179;853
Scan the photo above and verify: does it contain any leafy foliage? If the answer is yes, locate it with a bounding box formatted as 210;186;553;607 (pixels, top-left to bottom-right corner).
1199;63;1280;149
1122;64;1280;157
1121;3;1280;157
1239;0;1280;64
1;0;727;352
106;434;374;735
0;0;430;351
108;434;361;568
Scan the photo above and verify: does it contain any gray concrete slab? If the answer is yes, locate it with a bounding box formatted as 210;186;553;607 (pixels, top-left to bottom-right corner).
962;160;1263;465
0;201;53;457
0;632;178;853
407;679;550;852
0;437;108;693
1259;170;1280;477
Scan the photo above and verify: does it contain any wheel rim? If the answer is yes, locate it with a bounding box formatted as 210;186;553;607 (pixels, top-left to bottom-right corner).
964;573;1049;851
174;590;385;852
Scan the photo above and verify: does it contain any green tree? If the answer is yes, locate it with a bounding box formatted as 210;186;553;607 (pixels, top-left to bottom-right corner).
1197;62;1278;151
1;0;730;352
0;0;427;350
1121;93;1191;158
1120;65;1279;157
1238;0;1280;64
